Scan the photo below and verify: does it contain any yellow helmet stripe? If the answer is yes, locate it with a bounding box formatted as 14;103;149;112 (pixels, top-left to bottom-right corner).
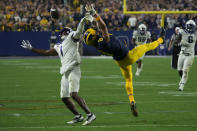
85;32;93;45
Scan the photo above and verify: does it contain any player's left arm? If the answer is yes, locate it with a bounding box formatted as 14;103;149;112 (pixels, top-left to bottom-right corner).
21;40;58;56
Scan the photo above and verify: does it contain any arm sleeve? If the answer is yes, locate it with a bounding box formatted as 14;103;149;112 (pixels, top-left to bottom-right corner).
72;19;85;41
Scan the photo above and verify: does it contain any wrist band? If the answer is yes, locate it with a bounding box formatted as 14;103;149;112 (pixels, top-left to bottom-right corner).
96;16;101;21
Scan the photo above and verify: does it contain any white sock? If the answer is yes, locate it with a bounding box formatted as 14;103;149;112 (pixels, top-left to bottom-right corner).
180;70;188;85
87;113;92;116
75;114;81;118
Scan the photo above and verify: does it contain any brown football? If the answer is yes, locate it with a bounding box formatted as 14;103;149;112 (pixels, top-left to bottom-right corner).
50;8;59;19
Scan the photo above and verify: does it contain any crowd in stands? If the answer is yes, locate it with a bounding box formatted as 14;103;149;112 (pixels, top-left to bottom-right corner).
0;0;196;32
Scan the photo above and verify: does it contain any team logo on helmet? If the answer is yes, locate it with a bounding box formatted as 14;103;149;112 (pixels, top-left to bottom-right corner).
83;28;97;46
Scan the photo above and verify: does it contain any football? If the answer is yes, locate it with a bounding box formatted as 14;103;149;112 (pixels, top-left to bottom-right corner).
50;8;59;19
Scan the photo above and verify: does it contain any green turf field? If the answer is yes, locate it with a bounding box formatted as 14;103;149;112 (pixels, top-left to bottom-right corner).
0;57;197;131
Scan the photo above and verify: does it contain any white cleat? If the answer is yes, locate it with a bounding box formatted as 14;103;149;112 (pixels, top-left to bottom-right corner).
67;114;84;124
82;113;96;126
135;72;140;76
178;84;184;91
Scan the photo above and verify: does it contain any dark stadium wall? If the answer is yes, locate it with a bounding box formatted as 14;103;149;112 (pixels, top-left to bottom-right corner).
0;30;197;56
0;32;51;56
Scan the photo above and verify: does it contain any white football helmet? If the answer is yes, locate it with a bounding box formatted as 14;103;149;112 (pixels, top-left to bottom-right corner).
186;20;196;33
138;24;147;35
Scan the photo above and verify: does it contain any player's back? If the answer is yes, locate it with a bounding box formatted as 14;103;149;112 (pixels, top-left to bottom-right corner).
133;30;151;45
179;29;197;55
95;34;129;61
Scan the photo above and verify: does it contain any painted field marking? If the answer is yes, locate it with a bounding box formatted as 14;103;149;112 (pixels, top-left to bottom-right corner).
0;124;197;129
159;91;197;96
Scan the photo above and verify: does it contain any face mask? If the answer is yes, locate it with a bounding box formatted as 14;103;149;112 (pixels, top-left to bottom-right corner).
61;35;67;40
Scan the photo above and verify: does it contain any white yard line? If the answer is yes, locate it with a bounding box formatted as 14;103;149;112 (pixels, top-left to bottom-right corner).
0;124;197;129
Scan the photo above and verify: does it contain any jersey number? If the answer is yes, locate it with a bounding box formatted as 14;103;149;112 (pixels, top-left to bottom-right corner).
138;37;146;42
188;36;193;43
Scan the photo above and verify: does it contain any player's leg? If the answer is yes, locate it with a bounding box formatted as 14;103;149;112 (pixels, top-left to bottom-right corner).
179;55;194;91
60;74;84;124
136;56;144;76
116;61;138;117
68;66;96;125
177;54;185;91
128;38;163;64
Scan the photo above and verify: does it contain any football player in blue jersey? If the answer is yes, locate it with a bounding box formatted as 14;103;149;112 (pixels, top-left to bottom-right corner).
84;5;165;117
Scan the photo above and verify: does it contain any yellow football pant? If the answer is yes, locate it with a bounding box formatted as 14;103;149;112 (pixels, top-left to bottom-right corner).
116;38;163;103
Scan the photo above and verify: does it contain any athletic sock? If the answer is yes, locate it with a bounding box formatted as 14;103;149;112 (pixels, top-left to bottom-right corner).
87;113;92;116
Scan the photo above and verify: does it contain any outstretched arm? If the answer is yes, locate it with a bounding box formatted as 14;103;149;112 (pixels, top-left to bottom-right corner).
72;18;86;40
94;13;110;42
86;5;110;42
73;14;92;40
21;40;57;56
32;48;57;56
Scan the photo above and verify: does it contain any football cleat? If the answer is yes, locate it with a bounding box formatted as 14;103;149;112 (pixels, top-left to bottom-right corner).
135;72;140;76
82;113;96;126
67;114;84;124
130;101;138;117
178;83;184;91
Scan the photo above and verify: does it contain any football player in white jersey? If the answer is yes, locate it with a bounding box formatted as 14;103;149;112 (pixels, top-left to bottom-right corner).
21;15;96;125
132;24;151;76
174;20;197;91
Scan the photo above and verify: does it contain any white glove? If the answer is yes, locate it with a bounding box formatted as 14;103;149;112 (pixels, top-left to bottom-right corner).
81;14;93;23
21;40;32;50
85;13;94;22
85;4;96;16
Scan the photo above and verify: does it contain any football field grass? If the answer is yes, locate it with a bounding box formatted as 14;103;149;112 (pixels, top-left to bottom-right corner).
0;57;197;131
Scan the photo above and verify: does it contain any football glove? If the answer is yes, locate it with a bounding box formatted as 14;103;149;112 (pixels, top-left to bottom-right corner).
21;40;32;50
81;14;93;23
85;4;96;16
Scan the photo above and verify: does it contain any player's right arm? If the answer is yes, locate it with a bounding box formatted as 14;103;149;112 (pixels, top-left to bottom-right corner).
94;13;110;42
21;40;58;56
86;5;110;42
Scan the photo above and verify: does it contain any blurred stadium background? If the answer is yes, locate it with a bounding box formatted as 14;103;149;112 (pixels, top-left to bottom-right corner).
0;0;196;56
0;0;197;131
